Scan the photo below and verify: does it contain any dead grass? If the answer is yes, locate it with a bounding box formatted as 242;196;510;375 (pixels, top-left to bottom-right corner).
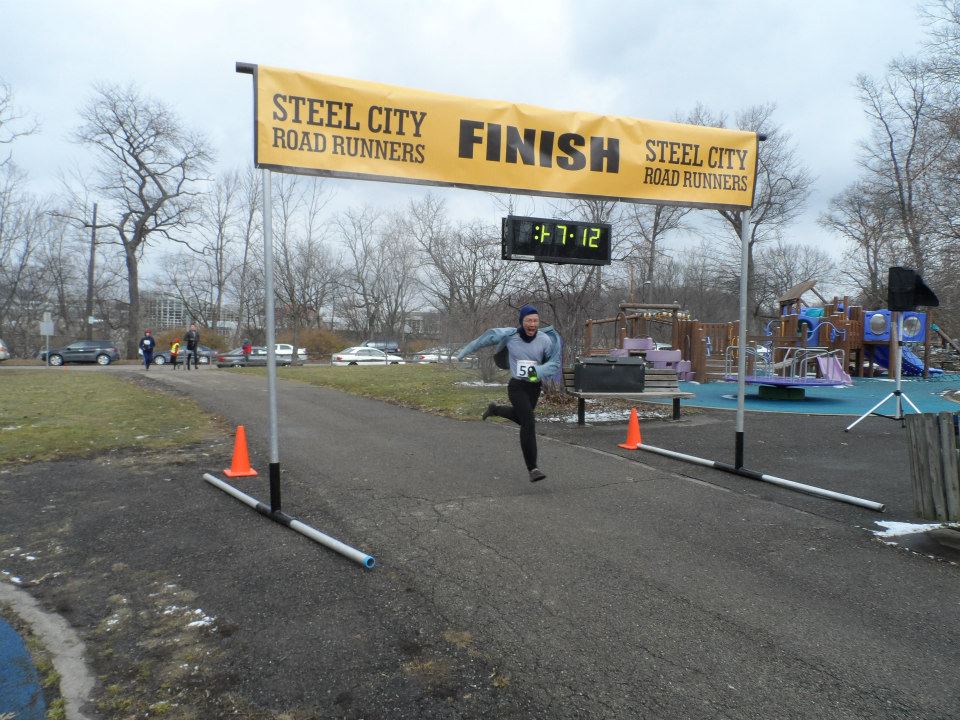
0;370;218;464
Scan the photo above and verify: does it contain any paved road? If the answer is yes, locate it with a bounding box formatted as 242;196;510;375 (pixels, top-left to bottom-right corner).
138;367;960;719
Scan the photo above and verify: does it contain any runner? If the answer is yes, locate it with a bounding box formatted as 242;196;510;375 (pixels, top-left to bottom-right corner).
456;304;561;482
184;323;201;370
138;329;156;370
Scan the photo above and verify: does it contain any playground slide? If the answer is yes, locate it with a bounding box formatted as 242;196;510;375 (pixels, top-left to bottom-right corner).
871;345;943;376
816;355;852;385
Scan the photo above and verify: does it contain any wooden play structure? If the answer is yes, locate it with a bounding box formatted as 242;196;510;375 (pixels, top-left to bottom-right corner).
577;281;950;382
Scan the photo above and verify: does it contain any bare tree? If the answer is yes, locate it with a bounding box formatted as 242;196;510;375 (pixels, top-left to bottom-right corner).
405;195;517;344
682;103;813;324
197;170;242;328
820;182;900;306
855;58;950;277
671;242;739;322
272;174;335;360
753;241;837;316
0;80;39;168
921;0;960;84
619;203;689;302
71;83;213;357
230;168;263;343
336;206;384;337
0;165;45;335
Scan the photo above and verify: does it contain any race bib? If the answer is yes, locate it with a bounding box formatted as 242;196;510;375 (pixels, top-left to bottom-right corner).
516;360;537;378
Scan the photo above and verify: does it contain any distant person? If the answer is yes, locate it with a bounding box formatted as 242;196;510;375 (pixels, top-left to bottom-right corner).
242;339;252;362
139;329;156;371
456;304;561;482
170;338;181;369
184;322;200;370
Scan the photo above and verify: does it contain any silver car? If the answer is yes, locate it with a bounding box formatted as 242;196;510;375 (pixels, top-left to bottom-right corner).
332;347;405;366
0;338;9;361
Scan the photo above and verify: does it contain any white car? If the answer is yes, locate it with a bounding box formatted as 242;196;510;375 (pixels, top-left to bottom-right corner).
332;347;405;365
0;337;9;361
415;347;458;363
275;343;308;360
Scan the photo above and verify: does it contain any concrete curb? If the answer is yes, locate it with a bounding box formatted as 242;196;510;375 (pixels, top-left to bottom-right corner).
0;581;95;720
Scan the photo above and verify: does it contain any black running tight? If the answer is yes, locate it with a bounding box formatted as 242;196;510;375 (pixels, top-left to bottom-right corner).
490;379;542;470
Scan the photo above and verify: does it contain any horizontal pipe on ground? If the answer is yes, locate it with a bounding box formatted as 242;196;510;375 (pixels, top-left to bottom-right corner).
633;444;885;512
203;473;375;568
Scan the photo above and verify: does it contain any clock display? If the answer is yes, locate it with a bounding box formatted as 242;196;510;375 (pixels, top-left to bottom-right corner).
501;215;612;266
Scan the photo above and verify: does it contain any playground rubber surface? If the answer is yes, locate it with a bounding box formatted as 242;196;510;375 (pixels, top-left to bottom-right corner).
639;375;960;415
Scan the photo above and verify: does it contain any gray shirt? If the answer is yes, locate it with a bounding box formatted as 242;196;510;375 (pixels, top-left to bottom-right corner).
506;331;553;381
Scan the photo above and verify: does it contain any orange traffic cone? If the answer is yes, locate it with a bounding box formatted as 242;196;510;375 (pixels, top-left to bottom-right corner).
224;425;258;477
618;408;643;450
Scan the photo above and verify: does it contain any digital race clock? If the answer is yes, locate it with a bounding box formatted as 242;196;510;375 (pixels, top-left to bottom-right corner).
501;215;612;266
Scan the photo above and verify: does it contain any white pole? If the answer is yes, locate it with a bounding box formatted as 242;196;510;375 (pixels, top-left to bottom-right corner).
633;444;885;512
262;170;281;511
735;208;751;467
203;474;375;568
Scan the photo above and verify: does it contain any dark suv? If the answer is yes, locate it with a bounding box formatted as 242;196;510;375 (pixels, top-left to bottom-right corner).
42;340;121;366
363;340;401;354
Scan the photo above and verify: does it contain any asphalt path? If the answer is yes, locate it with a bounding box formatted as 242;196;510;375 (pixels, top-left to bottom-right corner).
137;367;960;719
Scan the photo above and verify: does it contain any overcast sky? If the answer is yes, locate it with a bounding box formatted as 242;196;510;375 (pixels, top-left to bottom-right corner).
1;0;930;275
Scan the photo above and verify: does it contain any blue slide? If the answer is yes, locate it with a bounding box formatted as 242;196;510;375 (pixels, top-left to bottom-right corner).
871;345;943;376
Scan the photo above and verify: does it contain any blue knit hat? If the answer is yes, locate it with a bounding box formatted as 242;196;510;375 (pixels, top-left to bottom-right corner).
518;304;539;322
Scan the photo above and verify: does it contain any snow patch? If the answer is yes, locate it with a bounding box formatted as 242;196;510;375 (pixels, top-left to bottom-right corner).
871;520;953;537
542;409;666;424
187;608;216;628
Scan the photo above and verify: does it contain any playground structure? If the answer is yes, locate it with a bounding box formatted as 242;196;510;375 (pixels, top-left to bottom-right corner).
582;303;694;380
579;281;956;384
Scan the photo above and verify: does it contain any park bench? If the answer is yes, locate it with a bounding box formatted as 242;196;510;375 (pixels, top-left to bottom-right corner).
562;365;694;424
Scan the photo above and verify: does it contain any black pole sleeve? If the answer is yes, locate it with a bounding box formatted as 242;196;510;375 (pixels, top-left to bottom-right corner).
269;462;281;514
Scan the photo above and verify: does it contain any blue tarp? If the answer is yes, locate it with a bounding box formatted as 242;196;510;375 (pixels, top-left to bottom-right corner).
0;616;46;719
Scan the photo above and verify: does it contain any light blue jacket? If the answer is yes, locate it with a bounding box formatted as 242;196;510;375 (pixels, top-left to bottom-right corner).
456;325;563;380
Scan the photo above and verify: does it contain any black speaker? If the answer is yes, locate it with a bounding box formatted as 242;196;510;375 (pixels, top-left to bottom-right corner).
887;267;939;311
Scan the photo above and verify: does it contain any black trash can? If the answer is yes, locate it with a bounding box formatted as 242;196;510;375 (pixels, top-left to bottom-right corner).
574;356;645;393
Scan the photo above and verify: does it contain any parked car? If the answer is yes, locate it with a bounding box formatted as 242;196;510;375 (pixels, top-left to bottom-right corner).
415;347;460;363
41;339;121;366
332;347;405;365
0;338;9;361
151;344;217;366
275;343;309;360
216;346;292;368
362;339;401;354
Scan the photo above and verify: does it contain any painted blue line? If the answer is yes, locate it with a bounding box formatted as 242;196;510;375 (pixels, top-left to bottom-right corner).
0;616;46;719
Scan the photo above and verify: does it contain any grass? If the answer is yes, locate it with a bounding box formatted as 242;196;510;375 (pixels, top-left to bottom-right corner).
0;370;218;464
244;363;662;420
269;363;520;419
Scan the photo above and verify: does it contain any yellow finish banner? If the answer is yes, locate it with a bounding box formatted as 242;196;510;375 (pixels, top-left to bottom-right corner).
251;65;758;209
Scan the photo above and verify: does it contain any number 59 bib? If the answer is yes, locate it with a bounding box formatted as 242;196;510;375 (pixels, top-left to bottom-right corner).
516;360;537;378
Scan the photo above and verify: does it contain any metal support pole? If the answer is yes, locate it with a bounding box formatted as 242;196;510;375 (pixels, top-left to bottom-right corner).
203;474;375;568
735;208;751;468
85;203;97;341
262;169;281;513
632;444;885;512
845;311;921;431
